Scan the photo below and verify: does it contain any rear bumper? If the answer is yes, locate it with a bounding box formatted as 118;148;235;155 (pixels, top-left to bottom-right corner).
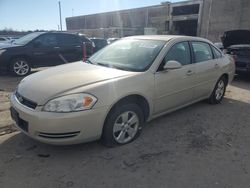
236;67;250;74
235;59;250;74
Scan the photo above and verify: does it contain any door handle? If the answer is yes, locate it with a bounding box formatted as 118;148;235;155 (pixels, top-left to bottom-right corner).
54;46;60;49
215;63;219;68
186;70;194;76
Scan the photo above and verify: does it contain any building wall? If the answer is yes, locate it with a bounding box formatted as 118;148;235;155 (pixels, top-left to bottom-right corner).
241;0;250;29
200;0;250;42
66;5;170;30
66;0;250;41
66;5;170;37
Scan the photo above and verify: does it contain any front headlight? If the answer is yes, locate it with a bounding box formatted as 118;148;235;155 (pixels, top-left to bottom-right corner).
43;93;97;112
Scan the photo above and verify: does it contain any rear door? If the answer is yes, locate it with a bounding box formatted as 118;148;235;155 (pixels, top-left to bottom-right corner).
58;34;82;63
191;41;220;99
31;33;61;67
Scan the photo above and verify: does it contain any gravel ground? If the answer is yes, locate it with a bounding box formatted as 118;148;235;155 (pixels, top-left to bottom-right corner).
0;72;250;188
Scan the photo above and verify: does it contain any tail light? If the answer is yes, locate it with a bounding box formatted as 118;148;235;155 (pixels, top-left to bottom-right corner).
90;43;94;55
232;56;236;64
82;43;87;62
231;53;237;63
232;55;237;62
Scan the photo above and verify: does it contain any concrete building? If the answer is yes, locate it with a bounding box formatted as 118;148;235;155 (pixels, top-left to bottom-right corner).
200;0;250;41
66;0;250;42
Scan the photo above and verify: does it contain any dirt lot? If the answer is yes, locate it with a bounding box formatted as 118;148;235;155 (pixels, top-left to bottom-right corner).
0;72;250;188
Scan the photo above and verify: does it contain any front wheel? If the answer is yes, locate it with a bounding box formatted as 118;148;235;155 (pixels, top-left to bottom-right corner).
10;58;31;76
208;77;227;104
101;104;144;147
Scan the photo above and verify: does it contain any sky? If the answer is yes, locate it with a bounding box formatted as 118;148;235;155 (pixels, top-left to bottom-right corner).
0;0;183;31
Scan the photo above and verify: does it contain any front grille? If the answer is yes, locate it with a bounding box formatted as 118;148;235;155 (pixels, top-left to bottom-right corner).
18;118;29;132
38;131;80;139
15;92;37;109
10;107;29;132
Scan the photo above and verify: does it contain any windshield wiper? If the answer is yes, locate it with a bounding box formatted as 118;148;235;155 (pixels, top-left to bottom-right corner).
85;59;93;64
95;62;134;71
96;62;111;68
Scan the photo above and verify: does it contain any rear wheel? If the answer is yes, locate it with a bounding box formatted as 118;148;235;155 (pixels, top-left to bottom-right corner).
101;104;144;147
10;58;30;76
208;76;227;104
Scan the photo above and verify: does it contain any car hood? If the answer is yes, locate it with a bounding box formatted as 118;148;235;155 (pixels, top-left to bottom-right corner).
17;62;136;105
222;30;250;48
0;43;22;49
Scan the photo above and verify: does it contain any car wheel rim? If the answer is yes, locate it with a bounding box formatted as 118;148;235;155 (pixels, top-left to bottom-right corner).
113;111;139;144
13;60;29;76
215;80;225;100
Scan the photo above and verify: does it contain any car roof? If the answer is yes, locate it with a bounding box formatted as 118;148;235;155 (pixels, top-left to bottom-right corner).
124;35;211;43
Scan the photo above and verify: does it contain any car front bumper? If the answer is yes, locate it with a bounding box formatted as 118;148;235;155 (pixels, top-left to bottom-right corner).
10;94;108;145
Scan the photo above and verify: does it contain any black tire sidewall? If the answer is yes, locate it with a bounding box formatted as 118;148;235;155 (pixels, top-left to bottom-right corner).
102;103;144;147
209;77;227;104
10;58;30;76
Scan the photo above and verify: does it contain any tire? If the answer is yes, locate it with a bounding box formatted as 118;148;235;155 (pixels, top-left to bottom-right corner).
101;103;144;147
10;58;31;77
208;76;227;104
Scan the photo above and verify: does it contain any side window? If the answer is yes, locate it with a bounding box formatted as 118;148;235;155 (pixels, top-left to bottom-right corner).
80;36;90;43
61;34;81;46
160;42;191;70
34;34;58;47
191;42;213;63
212;46;223;59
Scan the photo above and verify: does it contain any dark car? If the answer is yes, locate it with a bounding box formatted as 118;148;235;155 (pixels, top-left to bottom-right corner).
222;30;250;74
90;38;108;52
0;32;92;76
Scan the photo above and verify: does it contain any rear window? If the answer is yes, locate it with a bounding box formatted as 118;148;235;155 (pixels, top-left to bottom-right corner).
212;46;222;59
60;34;81;46
92;39;107;46
79;35;91;43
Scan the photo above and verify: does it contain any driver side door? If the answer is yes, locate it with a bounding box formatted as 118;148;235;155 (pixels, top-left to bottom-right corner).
154;41;196;114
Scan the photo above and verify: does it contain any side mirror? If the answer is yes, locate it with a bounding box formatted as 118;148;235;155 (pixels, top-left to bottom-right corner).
33;41;42;47
163;60;182;70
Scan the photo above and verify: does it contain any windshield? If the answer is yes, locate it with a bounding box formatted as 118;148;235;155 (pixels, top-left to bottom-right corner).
89;39;165;72
13;32;44;45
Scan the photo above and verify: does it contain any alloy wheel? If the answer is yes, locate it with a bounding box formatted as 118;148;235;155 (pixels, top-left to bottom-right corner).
13;60;29;76
113;111;139;144
215;80;225;101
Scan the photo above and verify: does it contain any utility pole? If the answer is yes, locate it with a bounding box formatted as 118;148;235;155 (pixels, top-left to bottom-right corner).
58;1;62;31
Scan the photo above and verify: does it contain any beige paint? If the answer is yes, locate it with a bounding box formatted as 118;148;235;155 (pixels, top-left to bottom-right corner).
10;35;235;145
